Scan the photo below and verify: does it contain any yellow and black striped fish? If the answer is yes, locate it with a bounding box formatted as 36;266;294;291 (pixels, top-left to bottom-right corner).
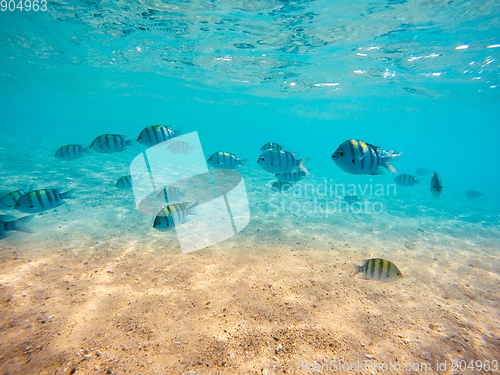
0;215;34;240
394;174;419;186
115;175;134;190
352;258;402;282
207;151;243;169
0;185;33;208
167;140;194;154
257;149;309;174
153;202;198;231
14;189;76;213
261;142;284;152
55;144;91;161
137;125;177;147
89;134;134;154
332;139;402;175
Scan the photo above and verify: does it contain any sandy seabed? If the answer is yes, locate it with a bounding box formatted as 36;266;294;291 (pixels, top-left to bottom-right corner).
1;212;499;375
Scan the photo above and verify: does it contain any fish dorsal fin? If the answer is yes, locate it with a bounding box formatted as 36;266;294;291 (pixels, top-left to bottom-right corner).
365;142;381;151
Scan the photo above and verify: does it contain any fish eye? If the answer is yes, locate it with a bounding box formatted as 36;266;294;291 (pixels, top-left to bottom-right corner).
260;157;264;161
340;152;344;157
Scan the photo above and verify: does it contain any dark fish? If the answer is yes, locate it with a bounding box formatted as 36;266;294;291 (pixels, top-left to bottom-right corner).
465;190;483;199
261;142;284;152
0;215;34;239
137;125;177;147
55;144;91;161
257;149;309;174
416;168;431;176
394;174;419;186
332;139;402;175
15;189;76;213
89;134;134;154
0;185;33;208
343;193;360;203
352;258;402;282
207;152;243;169
430;172;442;198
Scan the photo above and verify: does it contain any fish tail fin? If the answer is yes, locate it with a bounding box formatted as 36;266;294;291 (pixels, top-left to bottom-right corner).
187;202;199;215
238;159;248;166
351;264;362;277
298;157;311;175
12;215;35;234
61;189;77;200
126;138;138;147
383;151;402;173
82;146;92;154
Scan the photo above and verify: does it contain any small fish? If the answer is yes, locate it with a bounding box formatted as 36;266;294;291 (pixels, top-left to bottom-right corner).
137;125;177;147
275;169;308;183
261;142;284;152
394;174;419;186
15;189;76;213
157;186;181;203
257;149;309;174
153;203;198;231
89;134;134;154
55;144;91;161
332;139;402;175
167;140;194;154
207;152;243;169
0;215;34;240
465;190;483;199
115;175;135;190
0;186;33;208
343;193;360;203
271;181;293;193
416;168;431;176
430;172;442;198
352;258;402;282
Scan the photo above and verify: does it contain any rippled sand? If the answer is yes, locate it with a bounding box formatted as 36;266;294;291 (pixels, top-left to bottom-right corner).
1;205;499;375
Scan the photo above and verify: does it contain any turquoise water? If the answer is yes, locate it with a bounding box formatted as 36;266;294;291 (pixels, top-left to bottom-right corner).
1;1;500;374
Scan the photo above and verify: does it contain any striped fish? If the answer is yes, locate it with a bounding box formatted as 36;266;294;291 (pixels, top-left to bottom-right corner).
257;149;309;174
14;189;76;213
153;203;198;231
157;186;181;203
167;140;194;154
331;139;402;175
430;172;442;198
275;169;308;183
394;174;419;186
271;181;293;193
55;144;91;161
89;134;134;154
0;186;33;208
207;152;243;169
0;215;34;240
343;193;360;203
465;190;482;199
137;125;177;147
261;142;284;152
115;175;134;190
352;258;402;282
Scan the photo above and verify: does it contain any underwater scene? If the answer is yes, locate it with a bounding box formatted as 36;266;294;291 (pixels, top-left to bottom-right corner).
1;0;500;374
